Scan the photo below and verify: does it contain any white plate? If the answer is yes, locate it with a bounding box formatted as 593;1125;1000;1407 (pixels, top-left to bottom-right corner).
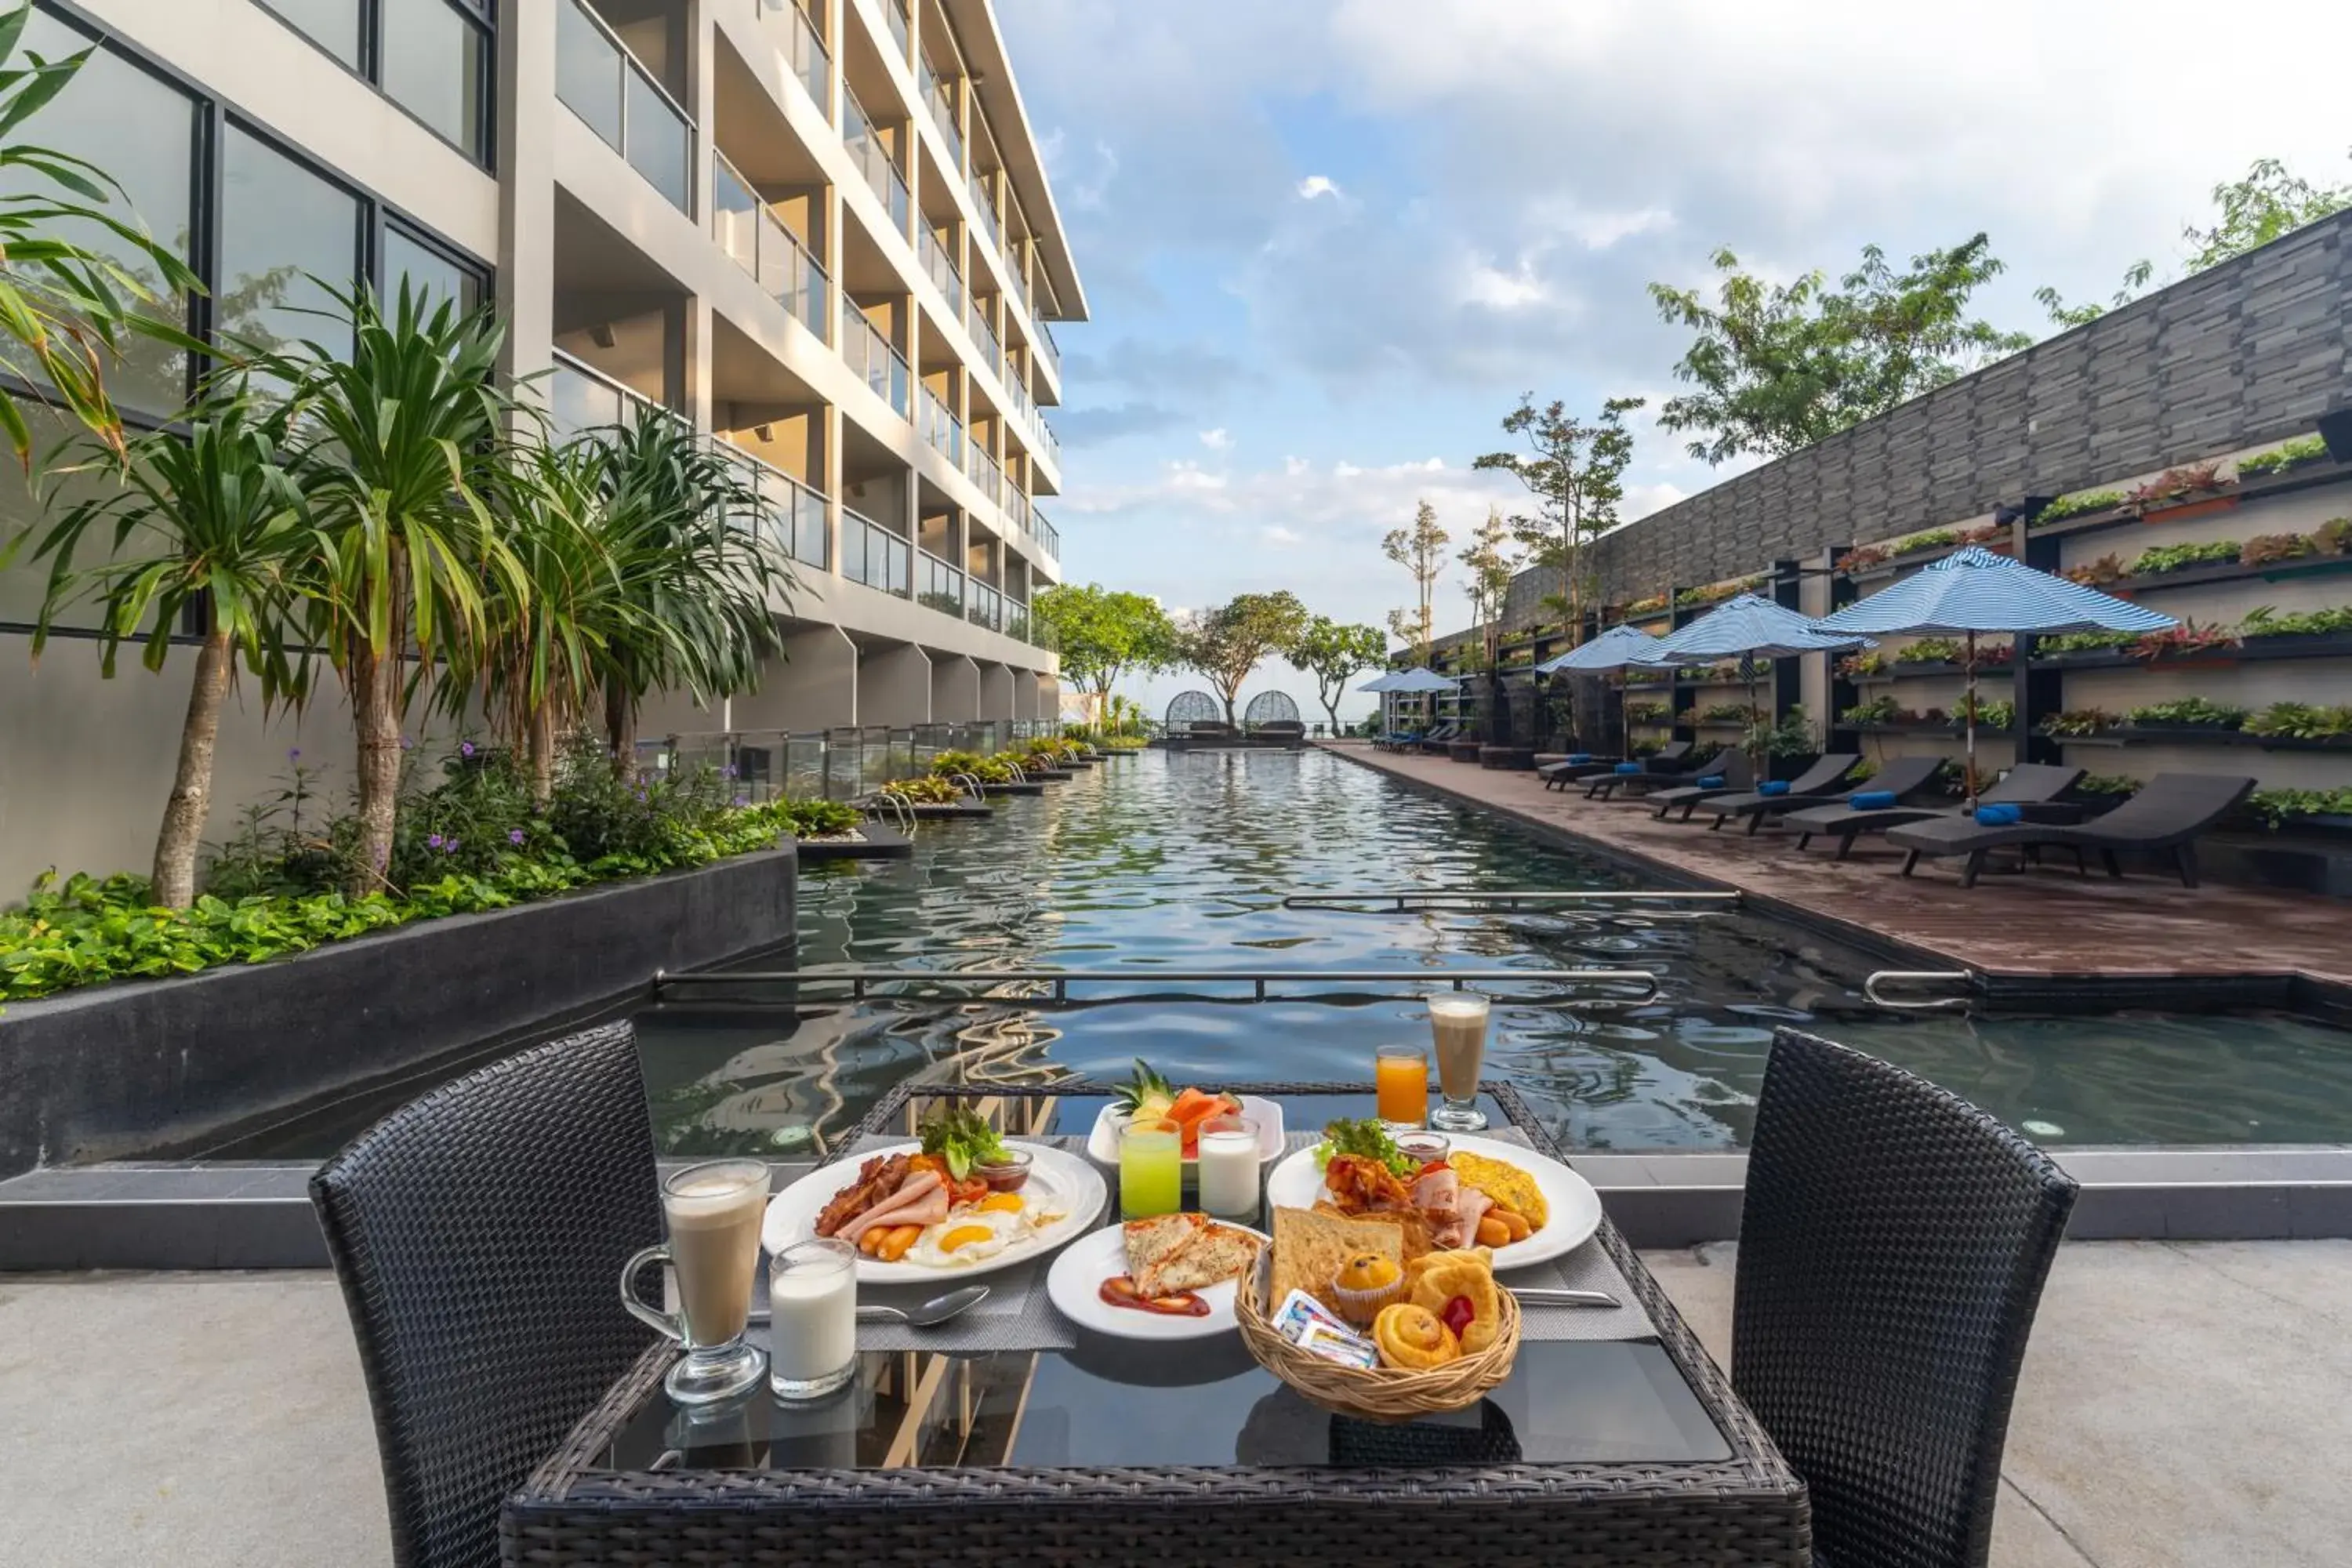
760;1141;1105;1285
1044;1220;1270;1341
1083;1096;1286;1169
1260;1134;1602;1271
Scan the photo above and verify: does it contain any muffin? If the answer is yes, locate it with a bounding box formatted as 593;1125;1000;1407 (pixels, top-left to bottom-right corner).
1329;1250;1407;1327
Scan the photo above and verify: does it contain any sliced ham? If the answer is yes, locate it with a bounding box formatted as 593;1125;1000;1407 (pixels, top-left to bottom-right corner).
1451;1188;1495;1249
1410;1167;1460;1214
850;1171;948;1242
1414;1166;1496;1250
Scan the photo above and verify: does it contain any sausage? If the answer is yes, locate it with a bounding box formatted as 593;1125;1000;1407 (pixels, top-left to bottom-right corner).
1475;1214;1510;1247
877;1225;922;1262
1497;1208;1533;1243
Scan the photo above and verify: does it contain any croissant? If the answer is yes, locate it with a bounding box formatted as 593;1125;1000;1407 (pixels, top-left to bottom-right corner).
1410;1254;1503;1355
1371;1302;1460;1370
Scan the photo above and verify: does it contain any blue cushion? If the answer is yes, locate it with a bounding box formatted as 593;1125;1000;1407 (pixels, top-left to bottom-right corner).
1758;781;1790;796
1566;753;1592;764
1696;775;1726;789
1975;804;2023;826
1848;790;1898;810
1613;760;1644;774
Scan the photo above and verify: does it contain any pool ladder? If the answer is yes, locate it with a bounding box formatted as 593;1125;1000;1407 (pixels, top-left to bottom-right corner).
1283;890;1739;918
1863;971;1976;1011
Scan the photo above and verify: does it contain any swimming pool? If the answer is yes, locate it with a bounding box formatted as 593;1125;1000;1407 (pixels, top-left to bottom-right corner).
198;748;2352;1159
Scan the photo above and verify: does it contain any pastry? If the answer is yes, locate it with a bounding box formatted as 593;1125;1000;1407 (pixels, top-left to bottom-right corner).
1328;1250;1406;1325
1410;1250;1504;1355
1272;1207;1402;1318
1370;1302;1460;1370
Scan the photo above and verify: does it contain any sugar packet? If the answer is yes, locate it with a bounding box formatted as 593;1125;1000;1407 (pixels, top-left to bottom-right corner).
1272;1288;1353;1343
1295;1320;1381;1370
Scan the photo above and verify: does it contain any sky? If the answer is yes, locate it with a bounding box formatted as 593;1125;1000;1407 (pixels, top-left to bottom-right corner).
995;0;2352;723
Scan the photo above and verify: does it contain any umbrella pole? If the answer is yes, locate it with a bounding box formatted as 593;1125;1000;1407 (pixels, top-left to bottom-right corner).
1964;630;1978;809
1746;657;1762;780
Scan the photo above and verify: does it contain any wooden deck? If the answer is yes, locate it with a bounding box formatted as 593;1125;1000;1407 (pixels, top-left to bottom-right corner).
1324;743;2352;989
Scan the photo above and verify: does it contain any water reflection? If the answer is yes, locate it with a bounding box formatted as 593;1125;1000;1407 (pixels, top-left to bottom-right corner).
630;750;2352;1153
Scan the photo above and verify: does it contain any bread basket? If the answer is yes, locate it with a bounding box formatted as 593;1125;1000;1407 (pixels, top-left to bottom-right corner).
1235;1252;1520;1421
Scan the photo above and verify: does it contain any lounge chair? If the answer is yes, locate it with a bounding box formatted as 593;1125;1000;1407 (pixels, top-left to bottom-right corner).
1885;772;2256;889
1785;762;2082;860
1588;745;1739;802
1556;739;1689;791
1538;752;1629;789
1693;753;1870;833
1414;721;1460;754
1646;751;1758;820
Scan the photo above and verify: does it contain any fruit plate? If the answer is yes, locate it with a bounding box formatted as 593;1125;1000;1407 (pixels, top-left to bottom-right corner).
1083;1096;1286;1169
1045;1221;1270;1341
760;1141;1105;1285
1260;1133;1602;1271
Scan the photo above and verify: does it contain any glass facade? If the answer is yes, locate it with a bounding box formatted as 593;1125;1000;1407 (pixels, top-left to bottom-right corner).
383;225;484;315
219;128;363;360
382;0;487;157
263;0;361;67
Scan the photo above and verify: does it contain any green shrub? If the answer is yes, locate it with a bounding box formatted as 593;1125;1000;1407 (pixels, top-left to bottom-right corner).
2239;604;2352;639
2074;773;2141;796
1698;702;1762;724
1898;637;1964;665
2128;539;2240;576
2242;532;2317;568
2249;787;2352;829
1625;701;1673;724
1954;694;2014;729
1892;528;1958;556
2040;709;2117;737
1840;695;1900;727
880;776;964;805
2033;491;2125;524
2241;702;2352;740
2234;436;2328;478
2125;697;2246;728
2036;628;2139;655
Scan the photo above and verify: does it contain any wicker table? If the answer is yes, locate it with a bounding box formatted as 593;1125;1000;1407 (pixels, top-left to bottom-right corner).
503;1083;1808;1566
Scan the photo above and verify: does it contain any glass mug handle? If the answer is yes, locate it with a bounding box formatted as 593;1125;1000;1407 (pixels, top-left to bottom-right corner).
619;1243;687;1344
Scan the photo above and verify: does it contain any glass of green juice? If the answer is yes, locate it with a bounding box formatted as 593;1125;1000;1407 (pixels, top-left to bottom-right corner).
1118;1116;1183;1220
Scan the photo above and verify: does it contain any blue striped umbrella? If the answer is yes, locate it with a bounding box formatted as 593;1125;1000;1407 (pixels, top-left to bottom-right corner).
1534;623;1664;673
1810;545;2178;800
1361;666;1458;735
1625;596;1871;771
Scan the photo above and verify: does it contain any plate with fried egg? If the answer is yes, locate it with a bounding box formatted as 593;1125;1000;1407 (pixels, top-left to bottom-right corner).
763;1140;1106;1284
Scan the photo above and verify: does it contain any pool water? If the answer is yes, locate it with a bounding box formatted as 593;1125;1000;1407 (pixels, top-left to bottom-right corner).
202;749;2352;1159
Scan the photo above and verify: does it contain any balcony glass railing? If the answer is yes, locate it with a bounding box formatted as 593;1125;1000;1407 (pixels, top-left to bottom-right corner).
916;549;965;616
720;441;830;572
841;87;910;238
842;506;912;596
972;303;1004;382
712;151;829;342
1036;318;1061;379
1034;509;1059;562
550;352;644;439
920;384;963;466
1004;484;1032;539
842;310;910;418
884;0;910;58
918;226;963;323
768;0;829;118
967;442;1004;507
967;580;1002;633
557;0;692;213
969;169;1001;255
917;53;963;169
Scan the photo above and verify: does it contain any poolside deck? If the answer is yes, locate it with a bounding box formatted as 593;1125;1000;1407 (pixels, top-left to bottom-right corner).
1325;743;2352;989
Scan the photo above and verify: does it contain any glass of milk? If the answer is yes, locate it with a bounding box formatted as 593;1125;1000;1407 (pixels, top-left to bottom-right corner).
1195;1115;1261;1220
1427;992;1493;1132
768;1237;858;1400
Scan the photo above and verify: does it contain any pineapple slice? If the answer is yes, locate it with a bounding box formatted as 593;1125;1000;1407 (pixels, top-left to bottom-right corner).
1114;1058;1176;1121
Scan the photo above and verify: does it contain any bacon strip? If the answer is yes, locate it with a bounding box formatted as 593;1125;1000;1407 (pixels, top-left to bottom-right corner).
813;1152;910;1238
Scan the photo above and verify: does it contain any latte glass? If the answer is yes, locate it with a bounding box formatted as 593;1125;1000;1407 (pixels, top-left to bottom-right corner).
622;1160;771;1405
1428;993;1492;1132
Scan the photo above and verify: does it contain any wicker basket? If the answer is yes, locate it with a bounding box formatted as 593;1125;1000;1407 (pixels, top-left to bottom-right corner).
1236;1258;1521;1422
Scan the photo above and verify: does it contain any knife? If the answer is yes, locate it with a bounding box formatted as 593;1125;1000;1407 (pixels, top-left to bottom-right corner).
1511;1287;1621;1308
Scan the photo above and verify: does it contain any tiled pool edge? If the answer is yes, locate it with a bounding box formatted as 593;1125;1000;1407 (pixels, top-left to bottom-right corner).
5;1149;2350;1269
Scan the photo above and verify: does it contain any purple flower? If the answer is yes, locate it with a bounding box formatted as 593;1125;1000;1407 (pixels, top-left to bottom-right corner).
426;833;445;850
287;747;300;762
635;788;649;804
399;736;414;752
445;837;460;853
721;764;737;779
732;794;749;808
460;741;476;758
508;828;526;845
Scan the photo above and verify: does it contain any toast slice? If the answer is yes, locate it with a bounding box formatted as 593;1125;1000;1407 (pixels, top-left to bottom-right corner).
1122;1212;1204;1289
1141;1222;1260;1296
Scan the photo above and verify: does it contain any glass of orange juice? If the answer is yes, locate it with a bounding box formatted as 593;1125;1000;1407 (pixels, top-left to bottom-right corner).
1375;1043;1428;1129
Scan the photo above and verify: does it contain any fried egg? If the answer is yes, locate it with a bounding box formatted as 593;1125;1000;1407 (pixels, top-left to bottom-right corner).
904;1206;1026;1269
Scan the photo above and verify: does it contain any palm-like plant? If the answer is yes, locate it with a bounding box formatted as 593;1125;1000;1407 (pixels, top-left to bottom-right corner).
0;2;204;459
587;408;796;773
256;283;527;890
4;382;305;905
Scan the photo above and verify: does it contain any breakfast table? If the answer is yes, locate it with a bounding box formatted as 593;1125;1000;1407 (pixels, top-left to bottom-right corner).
500;1081;1809;1566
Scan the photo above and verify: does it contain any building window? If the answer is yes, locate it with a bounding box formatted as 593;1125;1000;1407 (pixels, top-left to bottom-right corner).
383;222;485;315
259;0;493;166
219;126;365;360
14;10;200;417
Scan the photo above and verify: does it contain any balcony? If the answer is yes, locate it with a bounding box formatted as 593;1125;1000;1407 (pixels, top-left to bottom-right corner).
841;506;912;595
917;53;963;170
1036;319;1061;381
557;0;692;213
1034;509;1060;563
919;384;963;466
843;310;910;419
968;169;1002;256
966;441;1004;509
967;579;1003;633
842;84;910;238
764;0;830;119
712;151;828;343
917;548;965;615
971;303;1004;383
884;0;909;59
918;225;964;325
720;441;830;572
549;350;664;439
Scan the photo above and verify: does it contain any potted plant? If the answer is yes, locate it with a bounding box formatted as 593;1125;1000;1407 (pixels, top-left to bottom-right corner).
1892;636;1963;672
2064;553;2128;587
2120;696;2249;735
2125;539;2240;579
2237;604;2352;655
1834;544;1890;574
1838;695;1900;728
2129;462;2234;524
2032;627;2139;665
2248;786;2352;837
2241;702;2352;749
2131;619;2240;664
2030;490;2127;529
2241;532;2318;568
1746;707;1820;781
2040;708;2118;739
2233;436;2332;484
2068;774;2141;819
1890;527;1959;558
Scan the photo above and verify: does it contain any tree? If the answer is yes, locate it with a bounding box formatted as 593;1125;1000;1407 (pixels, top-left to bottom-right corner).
1472;394;1640;635
1031;583;1174;705
586;407;793;777
0;2;203;463
7;384;304;906
1381;500;1447;662
1457;504;1521;638
1174;590;1309;725
1646;235;2029;464
260;284;528;892
1291;615;1386;733
2037;153;2352;328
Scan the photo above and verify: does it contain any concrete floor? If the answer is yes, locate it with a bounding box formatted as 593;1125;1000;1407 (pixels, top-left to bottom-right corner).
2;1243;2346;1567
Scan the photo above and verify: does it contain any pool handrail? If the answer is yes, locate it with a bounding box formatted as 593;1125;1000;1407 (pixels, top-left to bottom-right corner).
1283;890;1740;913
1862;970;1976;1010
655;965;1663;1005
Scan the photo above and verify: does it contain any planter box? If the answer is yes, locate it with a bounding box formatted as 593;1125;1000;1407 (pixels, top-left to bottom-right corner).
2137;494;2238;525
1446;740;1485;764
2241;632;2352;659
0;847;799;1180
793;825;914;862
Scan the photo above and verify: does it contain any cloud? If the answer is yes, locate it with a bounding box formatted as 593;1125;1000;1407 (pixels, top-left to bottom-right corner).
1199;426;1233;450
1296;174;1341;201
1054;401;1188;448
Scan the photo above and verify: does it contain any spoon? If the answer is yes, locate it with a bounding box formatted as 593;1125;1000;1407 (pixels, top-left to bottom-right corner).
748;1284;989;1330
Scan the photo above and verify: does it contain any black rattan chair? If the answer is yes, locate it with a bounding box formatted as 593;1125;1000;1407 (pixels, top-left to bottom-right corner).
1735;1027;2078;1568
311;1022;662;1568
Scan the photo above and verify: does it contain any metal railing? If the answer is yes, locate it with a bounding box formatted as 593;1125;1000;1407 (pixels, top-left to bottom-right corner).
1033;509;1059;561
967;579;1003;632
842;308;910;418
840;506;911;595
760;0;829;118
652;722;1058;804
557;0;692;213
919;224;964;322
1863;971;1976;1011
969;168;1001;255
1036;319;1061;380
1283;890;1740;913
712;149;828;342
548;350;665;439
917;52;962;169
842;85;911;236
720;441;829;572
916;547;965;615
967;441;1004;506
883;0;909;57
971;300;1004;382
656;966;1664;1006
919;383;963;466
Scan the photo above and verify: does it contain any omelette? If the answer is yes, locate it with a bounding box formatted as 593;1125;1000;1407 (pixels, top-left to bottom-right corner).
1447;1151;1547;1230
